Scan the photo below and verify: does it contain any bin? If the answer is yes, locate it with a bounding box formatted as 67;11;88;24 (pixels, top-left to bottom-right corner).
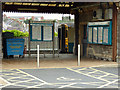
6;38;24;56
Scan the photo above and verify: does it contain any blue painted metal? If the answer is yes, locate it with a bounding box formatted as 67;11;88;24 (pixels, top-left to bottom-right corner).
6;39;24;56
68;43;74;53
87;21;112;45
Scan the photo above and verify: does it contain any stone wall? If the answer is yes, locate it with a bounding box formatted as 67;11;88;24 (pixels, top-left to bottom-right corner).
79;9;113;61
116;11;120;63
87;45;112;61
24;37;59;50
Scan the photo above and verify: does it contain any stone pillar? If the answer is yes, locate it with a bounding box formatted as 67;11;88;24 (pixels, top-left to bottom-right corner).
0;2;3;60
117;9;120;63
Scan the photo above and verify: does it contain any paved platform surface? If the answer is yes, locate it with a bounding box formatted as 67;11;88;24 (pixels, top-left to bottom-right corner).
0;67;119;89
2;54;117;69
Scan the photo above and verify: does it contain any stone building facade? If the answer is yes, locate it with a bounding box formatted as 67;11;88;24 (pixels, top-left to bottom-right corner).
78;6;115;61
117;10;120;63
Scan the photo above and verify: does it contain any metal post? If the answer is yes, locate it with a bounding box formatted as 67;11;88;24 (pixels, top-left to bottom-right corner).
78;44;80;66
37;45;40;67
53;21;55;58
28;20;31;57
58;37;59;57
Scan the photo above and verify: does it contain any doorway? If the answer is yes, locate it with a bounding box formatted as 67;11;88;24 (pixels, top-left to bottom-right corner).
83;25;88;57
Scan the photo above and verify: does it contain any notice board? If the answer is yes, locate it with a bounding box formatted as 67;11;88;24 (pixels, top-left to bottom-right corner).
87;21;112;45
32;25;41;40
30;23;53;41
88;27;92;43
43;26;53;41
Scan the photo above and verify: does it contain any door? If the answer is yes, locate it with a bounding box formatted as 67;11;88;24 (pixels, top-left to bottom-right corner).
83;25;88;56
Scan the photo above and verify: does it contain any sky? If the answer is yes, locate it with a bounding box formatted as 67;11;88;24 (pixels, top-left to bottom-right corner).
3;12;74;20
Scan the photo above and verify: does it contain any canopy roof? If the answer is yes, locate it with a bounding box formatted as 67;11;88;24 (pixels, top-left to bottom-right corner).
2;2;118;14
2;2;99;14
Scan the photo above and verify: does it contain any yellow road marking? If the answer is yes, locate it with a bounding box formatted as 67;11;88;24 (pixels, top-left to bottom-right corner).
89;67;118;77
67;68;110;83
16;69;48;84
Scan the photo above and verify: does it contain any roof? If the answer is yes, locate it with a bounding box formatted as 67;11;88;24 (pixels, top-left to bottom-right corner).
2;2;99;14
2;2;118;14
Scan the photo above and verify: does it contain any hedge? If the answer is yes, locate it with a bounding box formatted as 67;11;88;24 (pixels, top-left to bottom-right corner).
2;30;29;37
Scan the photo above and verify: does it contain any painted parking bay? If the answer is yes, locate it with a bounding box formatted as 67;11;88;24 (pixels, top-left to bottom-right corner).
1;67;118;89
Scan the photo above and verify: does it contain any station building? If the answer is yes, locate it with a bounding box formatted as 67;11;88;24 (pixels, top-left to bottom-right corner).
0;1;120;63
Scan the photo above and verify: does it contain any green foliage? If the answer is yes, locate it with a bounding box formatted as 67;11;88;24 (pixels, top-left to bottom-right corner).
24;18;32;24
2;30;29;37
55;32;58;37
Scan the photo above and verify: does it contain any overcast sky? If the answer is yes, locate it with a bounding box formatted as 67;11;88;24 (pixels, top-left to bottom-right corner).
3;12;74;20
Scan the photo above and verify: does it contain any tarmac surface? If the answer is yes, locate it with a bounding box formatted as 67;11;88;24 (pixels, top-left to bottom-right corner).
0;54;119;89
0;67;119;89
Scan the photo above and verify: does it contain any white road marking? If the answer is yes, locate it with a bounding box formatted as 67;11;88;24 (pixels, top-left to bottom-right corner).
57;77;81;81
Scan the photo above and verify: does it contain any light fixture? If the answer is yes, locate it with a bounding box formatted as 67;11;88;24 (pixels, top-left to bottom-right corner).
18;8;38;11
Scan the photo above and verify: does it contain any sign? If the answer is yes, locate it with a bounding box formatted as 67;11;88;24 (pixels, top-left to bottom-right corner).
88;27;92;43
88;21;109;26
30;22;53;41
103;28;108;44
93;27;97;43
32;25;41;40
98;27;103;44
43;26;53;41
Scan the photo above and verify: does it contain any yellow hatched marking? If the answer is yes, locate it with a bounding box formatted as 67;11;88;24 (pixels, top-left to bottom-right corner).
67;68;118;88
67;68;110;83
16;69;48;84
1;69;49;88
89;67;118;77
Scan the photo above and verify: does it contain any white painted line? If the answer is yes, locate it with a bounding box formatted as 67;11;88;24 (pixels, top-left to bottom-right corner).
78;44;80;66
90;64;118;68
0;77;11;85
11;79;35;84
37;45;40;67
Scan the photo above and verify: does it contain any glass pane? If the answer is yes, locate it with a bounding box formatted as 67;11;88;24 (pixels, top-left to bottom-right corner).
103;28;108;44
43;26;53;41
98;27;103;44
88;27;92;43
32;25;41;40
93;27;97;43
